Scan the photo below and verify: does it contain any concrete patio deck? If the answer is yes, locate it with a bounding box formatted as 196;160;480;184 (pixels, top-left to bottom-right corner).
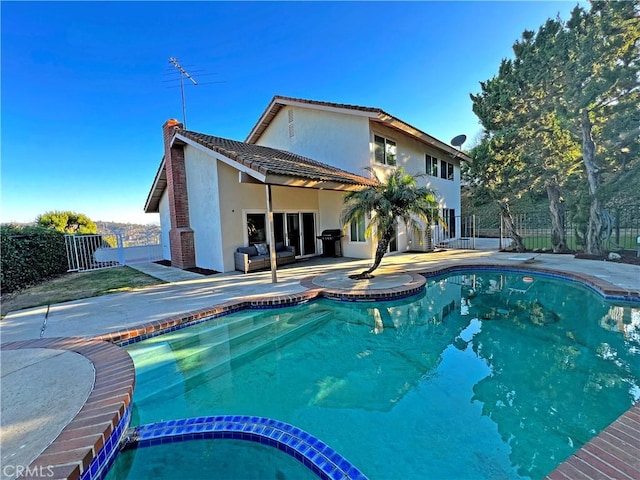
1;249;639;480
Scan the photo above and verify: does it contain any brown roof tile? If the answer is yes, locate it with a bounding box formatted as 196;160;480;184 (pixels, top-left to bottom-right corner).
178;130;378;187
145;129;378;213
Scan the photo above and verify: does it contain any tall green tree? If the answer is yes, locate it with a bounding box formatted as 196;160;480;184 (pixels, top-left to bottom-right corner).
470;19;583;253
341;167;440;279
552;1;640;255
36;211;97;234
470;1;639;255
465;135;528;252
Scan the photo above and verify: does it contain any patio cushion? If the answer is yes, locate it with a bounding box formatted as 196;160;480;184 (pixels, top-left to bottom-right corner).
255;243;269;255
238;246;258;256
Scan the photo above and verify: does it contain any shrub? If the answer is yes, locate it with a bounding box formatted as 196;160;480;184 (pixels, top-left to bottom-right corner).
1;225;68;294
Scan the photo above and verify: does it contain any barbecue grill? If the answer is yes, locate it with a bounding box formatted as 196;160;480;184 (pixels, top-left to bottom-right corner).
316;229;344;257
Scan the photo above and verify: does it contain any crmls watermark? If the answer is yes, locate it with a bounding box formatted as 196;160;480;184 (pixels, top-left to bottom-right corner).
2;465;55;478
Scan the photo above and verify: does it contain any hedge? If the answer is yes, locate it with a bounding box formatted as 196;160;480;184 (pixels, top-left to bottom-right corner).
1;225;68;294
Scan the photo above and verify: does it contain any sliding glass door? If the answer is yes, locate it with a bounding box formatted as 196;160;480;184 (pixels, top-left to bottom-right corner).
286;213;300;257
301;213;316;256
271;212;317;257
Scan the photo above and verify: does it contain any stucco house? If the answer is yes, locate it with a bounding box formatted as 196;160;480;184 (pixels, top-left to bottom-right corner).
144;96;471;273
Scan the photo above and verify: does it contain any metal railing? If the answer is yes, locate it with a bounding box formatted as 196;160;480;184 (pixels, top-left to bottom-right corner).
498;204;640;252
409;215;480;251
65;234;163;272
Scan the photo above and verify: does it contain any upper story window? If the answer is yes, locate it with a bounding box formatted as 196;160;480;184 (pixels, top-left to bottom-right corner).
440;160;454;181
426;154;438;176
374;135;397;166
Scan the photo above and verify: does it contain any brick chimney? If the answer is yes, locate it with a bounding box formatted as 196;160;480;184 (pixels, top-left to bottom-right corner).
163;119;196;269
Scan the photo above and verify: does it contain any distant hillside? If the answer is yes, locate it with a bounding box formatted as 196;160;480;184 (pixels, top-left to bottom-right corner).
95;222;161;246
1;221;161;246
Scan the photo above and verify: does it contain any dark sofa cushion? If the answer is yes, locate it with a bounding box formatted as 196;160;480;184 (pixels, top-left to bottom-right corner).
238;246;258;256
255;243;269;255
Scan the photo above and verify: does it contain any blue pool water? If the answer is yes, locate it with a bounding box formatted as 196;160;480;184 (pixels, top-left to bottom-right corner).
106;271;640;479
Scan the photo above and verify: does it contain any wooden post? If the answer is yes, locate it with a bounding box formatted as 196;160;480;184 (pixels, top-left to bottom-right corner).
266;184;277;283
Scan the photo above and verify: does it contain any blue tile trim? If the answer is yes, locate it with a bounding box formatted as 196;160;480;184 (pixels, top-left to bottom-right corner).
421;266;640;303
119;415;368;480
322;287;425;303
80;404;132;480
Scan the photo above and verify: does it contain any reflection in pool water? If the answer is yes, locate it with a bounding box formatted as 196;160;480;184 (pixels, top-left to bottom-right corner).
106;271;640;480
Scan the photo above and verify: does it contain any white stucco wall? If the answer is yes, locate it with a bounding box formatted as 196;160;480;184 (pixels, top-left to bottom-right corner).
184;145;224;271
370;123;461;214
256;106;371;175
318;190;373;259
158;103;463;271
217;163;262;272
158;190;171;260
256;106;462;245
217;165;330;271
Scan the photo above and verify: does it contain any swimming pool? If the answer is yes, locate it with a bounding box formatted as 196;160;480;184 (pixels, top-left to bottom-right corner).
106;270;640;479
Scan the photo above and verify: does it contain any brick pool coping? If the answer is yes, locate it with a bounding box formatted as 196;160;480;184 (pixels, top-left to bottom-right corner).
415;263;640;302
7;263;639;479
1;338;134;480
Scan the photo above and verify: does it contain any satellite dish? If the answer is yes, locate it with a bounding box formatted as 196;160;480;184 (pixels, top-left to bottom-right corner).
451;134;467;148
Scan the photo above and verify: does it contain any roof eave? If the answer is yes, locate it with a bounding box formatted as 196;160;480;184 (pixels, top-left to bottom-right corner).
245;95;379;144
373;113;473;162
144;156;167;213
263;174;375;191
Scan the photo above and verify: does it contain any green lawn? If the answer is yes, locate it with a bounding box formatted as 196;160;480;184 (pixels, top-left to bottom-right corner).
1;266;164;317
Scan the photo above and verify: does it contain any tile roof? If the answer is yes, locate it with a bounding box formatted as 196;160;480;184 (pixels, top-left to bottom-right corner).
144;130;377;213
179;130;378;186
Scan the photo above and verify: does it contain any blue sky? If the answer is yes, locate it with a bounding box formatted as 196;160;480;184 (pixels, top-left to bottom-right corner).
1;1;583;225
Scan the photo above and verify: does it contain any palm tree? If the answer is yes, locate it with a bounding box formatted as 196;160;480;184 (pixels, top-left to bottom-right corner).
341;167;441;279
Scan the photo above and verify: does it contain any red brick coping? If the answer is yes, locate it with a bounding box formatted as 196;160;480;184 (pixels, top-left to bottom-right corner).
1;338;134;480
300;272;426;301
416;263;640;300
545;403;640;480
6;264;635;480
92;263;638;480
94;265;638;347
92;290;322;344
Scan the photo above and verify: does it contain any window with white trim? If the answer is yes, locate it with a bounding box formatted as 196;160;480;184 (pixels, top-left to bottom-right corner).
350;216;366;242
374;135;397;166
246;213;267;244
426;154;438;176
440;160;454;181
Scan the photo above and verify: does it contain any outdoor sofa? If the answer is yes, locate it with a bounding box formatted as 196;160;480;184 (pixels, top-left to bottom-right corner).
234;242;296;273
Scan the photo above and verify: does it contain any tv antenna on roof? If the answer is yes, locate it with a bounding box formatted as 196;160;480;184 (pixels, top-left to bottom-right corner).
450;134;467;159
169;57;198;128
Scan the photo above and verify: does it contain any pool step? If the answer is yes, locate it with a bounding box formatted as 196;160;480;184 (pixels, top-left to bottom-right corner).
130;309;293;378
129;309;274;370
131;308;332;402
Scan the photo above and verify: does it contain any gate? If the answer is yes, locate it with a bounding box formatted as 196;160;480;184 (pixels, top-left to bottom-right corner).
434;215;478;249
65;234;163;272
409;215;482;251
